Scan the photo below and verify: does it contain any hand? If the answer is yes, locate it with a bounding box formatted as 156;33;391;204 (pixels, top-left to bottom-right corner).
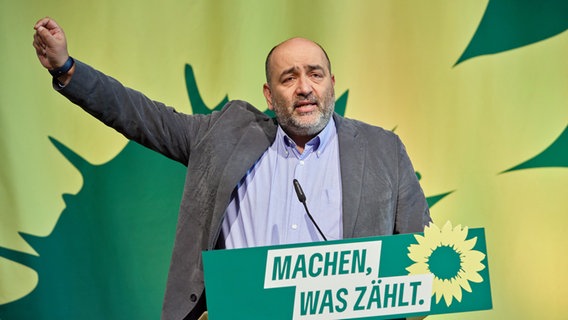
33;17;69;70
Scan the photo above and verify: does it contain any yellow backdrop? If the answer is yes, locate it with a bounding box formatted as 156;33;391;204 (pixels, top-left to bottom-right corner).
1;0;567;319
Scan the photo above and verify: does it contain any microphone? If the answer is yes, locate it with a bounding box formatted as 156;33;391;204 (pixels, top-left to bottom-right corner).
293;179;328;241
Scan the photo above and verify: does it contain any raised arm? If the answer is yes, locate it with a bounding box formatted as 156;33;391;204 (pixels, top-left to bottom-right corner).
31;17;200;164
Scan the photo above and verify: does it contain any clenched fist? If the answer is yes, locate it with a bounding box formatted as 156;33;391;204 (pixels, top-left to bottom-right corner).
33;17;74;83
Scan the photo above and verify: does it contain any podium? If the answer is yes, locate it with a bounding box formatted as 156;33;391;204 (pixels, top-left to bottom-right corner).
203;222;492;319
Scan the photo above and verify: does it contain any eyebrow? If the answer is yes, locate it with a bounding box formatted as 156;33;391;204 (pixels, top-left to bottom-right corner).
279;64;326;78
306;64;325;73
280;66;299;78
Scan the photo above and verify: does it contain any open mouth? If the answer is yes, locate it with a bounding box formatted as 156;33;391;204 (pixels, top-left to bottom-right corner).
294;101;318;113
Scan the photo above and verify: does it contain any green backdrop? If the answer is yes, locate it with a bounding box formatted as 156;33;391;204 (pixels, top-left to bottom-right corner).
1;0;567;319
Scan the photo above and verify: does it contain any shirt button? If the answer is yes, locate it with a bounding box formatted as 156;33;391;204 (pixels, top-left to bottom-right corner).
291;224;298;230
299;160;305;165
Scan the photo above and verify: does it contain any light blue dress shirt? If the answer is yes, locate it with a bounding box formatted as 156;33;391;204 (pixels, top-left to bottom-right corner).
222;119;343;249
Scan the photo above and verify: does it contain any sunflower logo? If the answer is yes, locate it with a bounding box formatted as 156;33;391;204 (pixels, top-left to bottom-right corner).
406;221;486;307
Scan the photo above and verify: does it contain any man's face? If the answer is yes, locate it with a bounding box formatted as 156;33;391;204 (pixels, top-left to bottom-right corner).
263;38;335;138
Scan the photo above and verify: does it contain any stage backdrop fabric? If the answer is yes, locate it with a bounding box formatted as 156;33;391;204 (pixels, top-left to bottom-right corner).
1;0;567;319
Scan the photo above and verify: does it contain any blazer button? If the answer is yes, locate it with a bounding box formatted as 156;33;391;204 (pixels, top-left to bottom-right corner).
190;294;198;302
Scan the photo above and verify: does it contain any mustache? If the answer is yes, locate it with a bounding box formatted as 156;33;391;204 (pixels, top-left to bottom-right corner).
293;96;318;108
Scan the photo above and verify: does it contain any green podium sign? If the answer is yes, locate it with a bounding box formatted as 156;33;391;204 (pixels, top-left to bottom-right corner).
203;222;492;319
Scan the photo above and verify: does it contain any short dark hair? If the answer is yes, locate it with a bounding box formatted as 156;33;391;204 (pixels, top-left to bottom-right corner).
265;39;332;84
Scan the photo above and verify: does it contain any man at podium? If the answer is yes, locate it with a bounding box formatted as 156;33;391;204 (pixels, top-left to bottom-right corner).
33;17;430;320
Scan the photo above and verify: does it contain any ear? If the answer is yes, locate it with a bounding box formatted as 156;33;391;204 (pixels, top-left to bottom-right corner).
263;83;274;111
331;74;335;86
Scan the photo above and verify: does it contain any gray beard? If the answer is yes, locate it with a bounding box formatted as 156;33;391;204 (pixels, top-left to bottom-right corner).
275;102;335;137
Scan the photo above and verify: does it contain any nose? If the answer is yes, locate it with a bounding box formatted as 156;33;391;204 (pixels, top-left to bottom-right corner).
295;75;313;97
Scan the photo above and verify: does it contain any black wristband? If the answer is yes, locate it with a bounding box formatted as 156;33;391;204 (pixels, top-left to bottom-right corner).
49;56;74;78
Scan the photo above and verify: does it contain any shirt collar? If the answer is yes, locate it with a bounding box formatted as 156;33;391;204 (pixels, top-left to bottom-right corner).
275;118;337;159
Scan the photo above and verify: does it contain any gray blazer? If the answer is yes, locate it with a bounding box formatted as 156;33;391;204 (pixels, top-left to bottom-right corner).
59;60;430;320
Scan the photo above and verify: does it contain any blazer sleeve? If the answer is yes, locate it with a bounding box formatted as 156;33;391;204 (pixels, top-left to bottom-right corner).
56;60;218;165
394;135;431;234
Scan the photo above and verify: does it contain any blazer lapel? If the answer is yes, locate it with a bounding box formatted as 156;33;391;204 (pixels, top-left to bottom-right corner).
208;114;278;248
335;114;366;239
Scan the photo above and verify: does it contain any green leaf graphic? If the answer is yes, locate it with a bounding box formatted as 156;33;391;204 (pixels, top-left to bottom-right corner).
0;138;184;319
502;124;568;173
417;172;454;208
185;64;229;115
427;191;454;208
456;0;568;65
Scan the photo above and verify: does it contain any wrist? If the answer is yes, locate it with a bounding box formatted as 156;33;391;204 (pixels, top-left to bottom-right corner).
54;60;76;88
49;56;74;78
